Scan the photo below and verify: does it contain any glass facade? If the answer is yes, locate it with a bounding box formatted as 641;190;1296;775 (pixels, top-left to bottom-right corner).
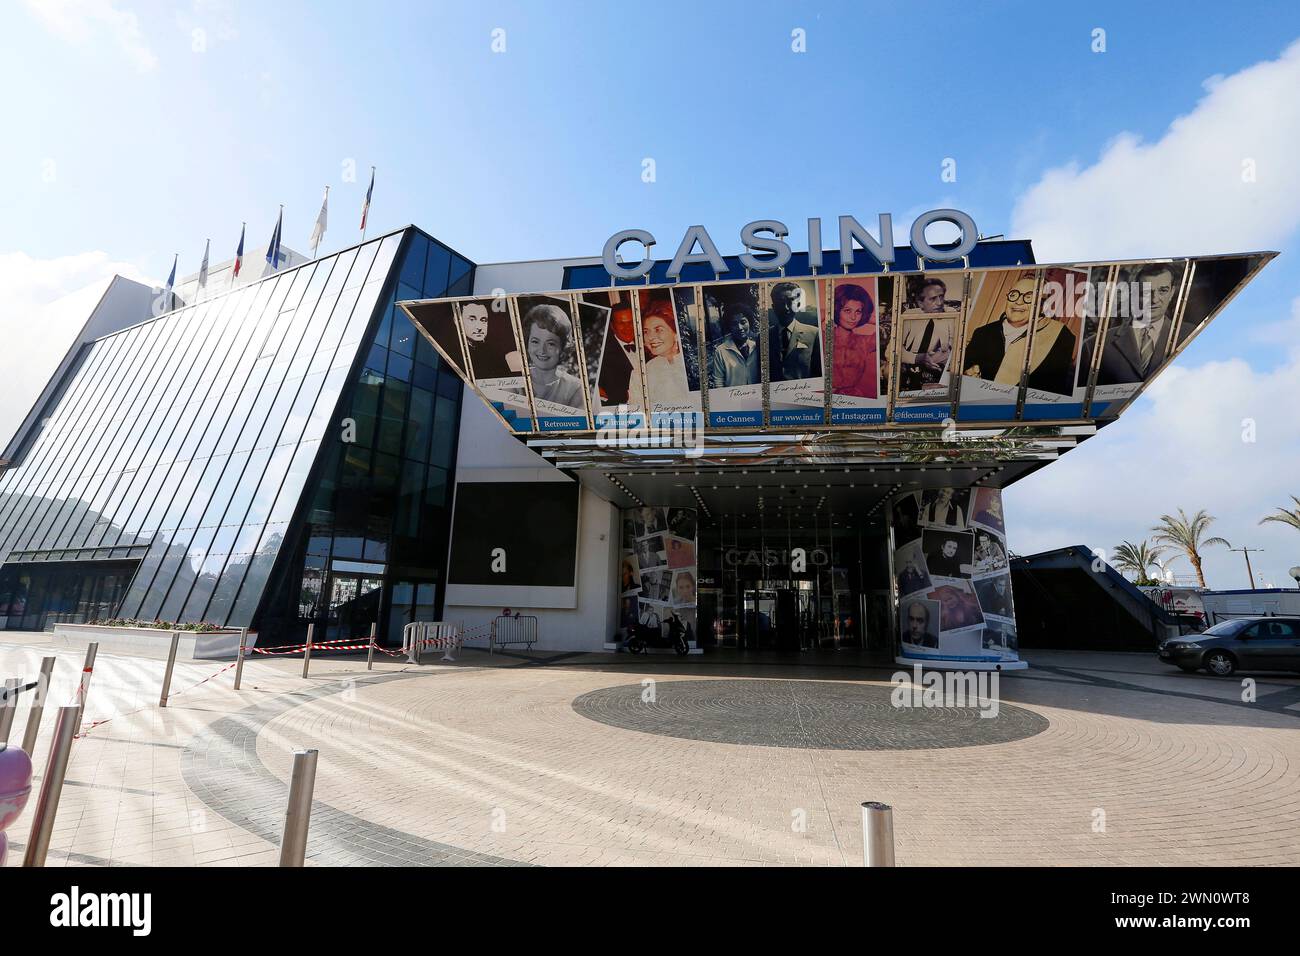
0;227;471;640
251;230;469;646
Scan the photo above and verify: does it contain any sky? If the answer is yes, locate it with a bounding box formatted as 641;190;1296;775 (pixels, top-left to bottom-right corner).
2;0;1300;589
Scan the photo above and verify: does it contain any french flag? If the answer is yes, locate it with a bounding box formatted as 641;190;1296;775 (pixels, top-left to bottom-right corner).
360;167;374;232
233;223;245;278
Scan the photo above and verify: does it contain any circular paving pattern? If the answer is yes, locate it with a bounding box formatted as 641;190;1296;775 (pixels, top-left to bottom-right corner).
572;678;1049;750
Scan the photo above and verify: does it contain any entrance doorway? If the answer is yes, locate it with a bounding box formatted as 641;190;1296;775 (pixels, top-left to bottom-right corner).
324;570;383;641
696;508;892;658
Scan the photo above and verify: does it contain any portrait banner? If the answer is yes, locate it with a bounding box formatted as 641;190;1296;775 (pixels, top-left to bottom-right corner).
1021;266;1087;419
637;286;703;430
701;282;763;428
516;294;590;431
581;289;648;430
827;276;887;425
764;278;827;426
894;272;963;423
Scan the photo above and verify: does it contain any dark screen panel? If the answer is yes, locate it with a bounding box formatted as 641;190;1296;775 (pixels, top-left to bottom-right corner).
448;482;579;587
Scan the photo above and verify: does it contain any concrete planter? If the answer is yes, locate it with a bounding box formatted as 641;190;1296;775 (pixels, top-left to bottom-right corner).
51;623;256;661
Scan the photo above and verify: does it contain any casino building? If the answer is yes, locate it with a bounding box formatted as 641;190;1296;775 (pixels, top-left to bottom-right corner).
0;221;1273;669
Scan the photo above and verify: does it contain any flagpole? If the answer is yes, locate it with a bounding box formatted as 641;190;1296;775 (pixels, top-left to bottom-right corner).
362;166;375;242
232;222;245;288
200;238;210;302
312;186;329;259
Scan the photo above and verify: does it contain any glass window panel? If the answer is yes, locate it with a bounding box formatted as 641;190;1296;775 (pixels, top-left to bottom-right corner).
368;233;402;287
177;454;231;530
390;313;417;358
304;366;350;441
158;457;210;532
278;263;316;314
267;440;319;525
424;244;451;296
241;444;295;526
339;280;387;352
431;397;458;465
344;240;380;289
332;535;363;559
412;360;437;393
376;418;402;456
226;551;277;627
179;548;232;624
386;350;412;382
116;535;168;619
405;387;433;462
221;446;272;529
282;371;326;443
399;236;428;290
203;552;253;625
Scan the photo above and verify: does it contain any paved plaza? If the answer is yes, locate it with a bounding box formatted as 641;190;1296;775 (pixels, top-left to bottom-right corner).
2;631;1299;867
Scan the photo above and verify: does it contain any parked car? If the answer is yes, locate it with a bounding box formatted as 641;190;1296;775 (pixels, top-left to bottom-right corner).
1158;617;1300;676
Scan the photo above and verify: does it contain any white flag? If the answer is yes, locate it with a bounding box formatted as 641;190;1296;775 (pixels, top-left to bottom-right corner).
310;186;329;256
198;238;210;293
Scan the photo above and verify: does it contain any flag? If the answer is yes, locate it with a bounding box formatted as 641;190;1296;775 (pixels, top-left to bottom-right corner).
165;254;177;310
197;239;210;293
233;223;245;279
360;167;374;232
310;186;329;256
266;207;283;270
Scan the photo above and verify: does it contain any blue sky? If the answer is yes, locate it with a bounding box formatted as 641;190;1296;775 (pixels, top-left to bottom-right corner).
3;0;1300;587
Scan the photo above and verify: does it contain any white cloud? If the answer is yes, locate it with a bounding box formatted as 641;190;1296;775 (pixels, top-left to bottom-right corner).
1004;40;1300;592
1011;39;1300;261
23;0;158;73
0;250;151;451
1006;295;1300;591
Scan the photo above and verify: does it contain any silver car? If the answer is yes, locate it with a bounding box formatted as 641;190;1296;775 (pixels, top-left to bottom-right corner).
1159;617;1300;676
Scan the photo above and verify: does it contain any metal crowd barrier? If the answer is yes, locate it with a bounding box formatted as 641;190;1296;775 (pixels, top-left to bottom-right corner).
489;614;538;654
401;622;462;663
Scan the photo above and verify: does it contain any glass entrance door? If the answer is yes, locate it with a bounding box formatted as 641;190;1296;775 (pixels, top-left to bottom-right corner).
325;572;383;641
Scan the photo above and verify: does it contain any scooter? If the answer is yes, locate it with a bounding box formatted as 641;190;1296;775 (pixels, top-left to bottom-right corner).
622;609;690;656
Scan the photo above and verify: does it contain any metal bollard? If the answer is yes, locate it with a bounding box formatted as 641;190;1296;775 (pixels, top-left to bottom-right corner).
159;632;182;707
233;627;248;690
861;801;896;867
72;643;97;726
301;623;315;678
22;705;80;867
278;748;319;867
366;622;376;671
22;657;56;755
0;678;20;746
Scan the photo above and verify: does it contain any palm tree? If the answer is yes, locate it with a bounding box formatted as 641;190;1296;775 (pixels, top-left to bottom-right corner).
1151;509;1230;589
1111;540;1167;585
1259;496;1300;532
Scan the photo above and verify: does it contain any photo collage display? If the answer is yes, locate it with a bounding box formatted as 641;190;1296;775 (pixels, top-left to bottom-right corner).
400;254;1265;434
891;485;1018;663
620;506;698;648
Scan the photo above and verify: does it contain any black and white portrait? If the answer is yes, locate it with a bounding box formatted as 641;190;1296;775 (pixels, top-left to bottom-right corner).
918;488;971;529
922;529;973;579
900;597;941;650
973;573;1015;620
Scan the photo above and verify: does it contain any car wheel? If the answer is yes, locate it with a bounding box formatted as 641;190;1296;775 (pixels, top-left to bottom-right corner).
1205;650;1236;677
